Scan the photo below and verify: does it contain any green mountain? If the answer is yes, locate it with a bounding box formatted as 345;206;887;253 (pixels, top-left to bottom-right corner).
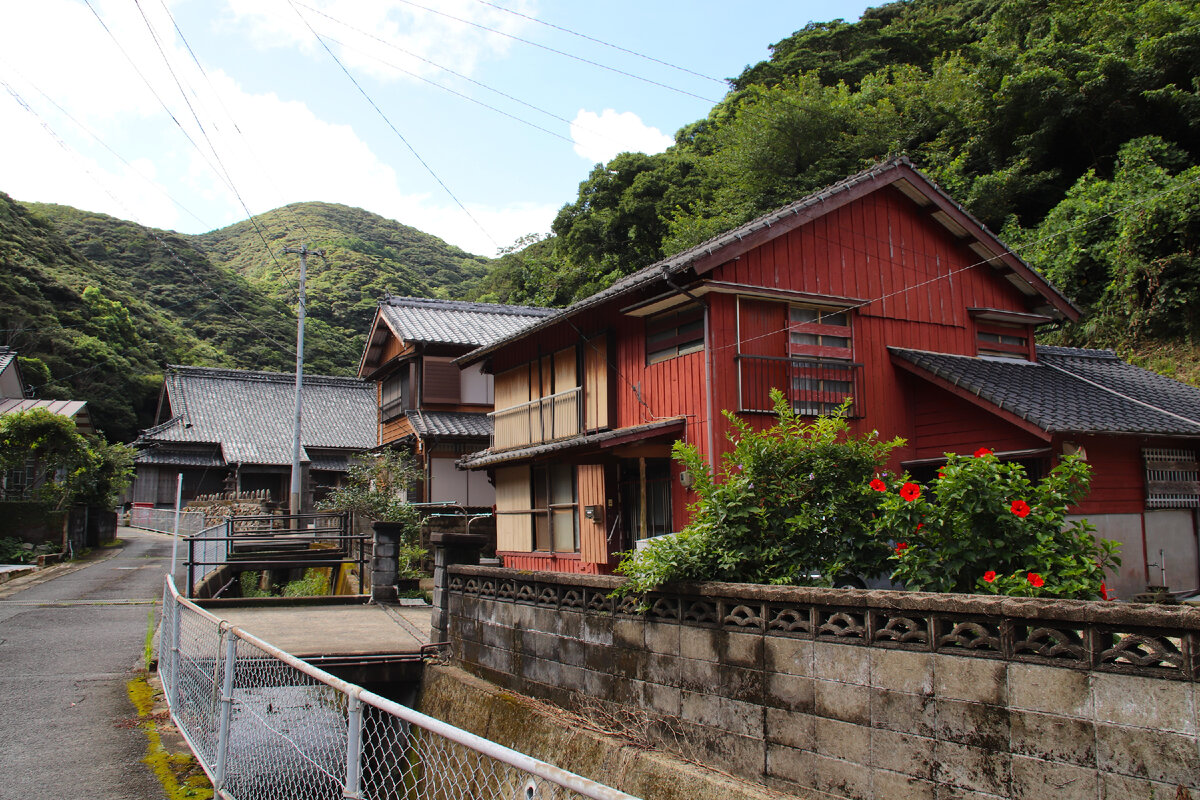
3;199;495;441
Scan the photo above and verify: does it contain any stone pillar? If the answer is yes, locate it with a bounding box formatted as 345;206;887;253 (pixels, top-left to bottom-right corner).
430;532;487;643
371;521;402;603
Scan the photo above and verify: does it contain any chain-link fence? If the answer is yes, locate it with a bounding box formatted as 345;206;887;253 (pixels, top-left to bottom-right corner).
131;506;205;536
159;577;640;800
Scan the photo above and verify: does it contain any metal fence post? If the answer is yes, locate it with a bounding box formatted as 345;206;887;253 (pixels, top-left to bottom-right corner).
213;630;238;791
168;593;182;710
343;694;364;799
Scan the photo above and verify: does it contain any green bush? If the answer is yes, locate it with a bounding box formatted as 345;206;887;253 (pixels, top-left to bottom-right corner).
616;392;903;595
874;449;1120;599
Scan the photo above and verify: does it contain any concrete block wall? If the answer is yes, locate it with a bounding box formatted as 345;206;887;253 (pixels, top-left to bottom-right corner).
444;566;1200;800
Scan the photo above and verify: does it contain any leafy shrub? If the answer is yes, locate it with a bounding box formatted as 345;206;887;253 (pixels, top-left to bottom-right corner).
616;392;903;594
874;450;1120;599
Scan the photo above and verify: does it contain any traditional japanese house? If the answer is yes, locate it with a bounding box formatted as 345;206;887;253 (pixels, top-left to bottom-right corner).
456;158;1200;600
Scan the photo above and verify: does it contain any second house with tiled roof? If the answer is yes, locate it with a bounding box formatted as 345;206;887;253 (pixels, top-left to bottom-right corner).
356;296;553;510
455;158;1200;601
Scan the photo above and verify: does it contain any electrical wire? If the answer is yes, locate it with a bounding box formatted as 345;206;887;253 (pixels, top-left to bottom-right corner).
288;0;500;252
470;0;728;87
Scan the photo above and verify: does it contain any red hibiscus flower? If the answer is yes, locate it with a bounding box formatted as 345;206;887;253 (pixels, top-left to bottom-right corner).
869;478;887;492
1027;572;1045;588
900;482;921;502
1100;582;1110;601
983;570;997;582
973;447;993;458
937;468;946;478
895;542;908;555
1010;500;1031;518
915;522;923;531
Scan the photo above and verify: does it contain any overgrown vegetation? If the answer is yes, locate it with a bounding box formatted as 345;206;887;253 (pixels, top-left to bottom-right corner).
0;407;134;510
618;400;1119;600
317;449;427;578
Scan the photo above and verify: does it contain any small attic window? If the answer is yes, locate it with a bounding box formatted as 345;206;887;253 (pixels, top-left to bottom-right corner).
646;305;704;365
976;322;1030;360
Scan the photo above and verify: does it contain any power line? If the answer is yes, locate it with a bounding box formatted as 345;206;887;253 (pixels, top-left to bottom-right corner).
470;0;728;87
389;0;720;106
125;0;296;295
288;0;500;251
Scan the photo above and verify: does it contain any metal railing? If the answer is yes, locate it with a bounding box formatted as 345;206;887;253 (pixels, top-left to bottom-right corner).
490;386;581;450
184;512;365;598
131;506;206;536
159;576;640;800
736;354;863;417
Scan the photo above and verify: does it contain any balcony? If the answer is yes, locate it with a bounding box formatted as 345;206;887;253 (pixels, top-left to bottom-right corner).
737;354;863;417
490;386;581;450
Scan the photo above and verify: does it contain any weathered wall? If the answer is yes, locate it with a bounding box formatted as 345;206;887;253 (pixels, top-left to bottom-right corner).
445;565;1200;800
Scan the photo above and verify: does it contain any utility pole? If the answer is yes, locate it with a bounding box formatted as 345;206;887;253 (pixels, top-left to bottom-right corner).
282;245;324;519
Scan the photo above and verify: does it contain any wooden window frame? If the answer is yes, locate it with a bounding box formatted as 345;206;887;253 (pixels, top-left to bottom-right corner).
975;321;1031;360
646;305;705;365
787;304;855;416
530;465;579;554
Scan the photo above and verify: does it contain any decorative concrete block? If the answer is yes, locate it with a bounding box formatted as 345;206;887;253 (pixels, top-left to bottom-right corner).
1008;662;1092;719
1010;755;1098;800
765;636;813;677
763;672;815;713
934;654;1007;706
871;686;936;738
1092;672;1195;734
1095;722;1200;786
1009;710;1096;767
933;740;1011;796
871;728;936;780
814;678;870;725
765;708;816;750
934;698;1011;750
870;648;934;695
813;641;871;685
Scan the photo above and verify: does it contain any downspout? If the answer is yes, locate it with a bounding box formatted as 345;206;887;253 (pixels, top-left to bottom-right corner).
661;273;716;463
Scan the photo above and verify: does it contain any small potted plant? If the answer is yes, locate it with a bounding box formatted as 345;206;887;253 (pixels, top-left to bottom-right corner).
317;450;426;596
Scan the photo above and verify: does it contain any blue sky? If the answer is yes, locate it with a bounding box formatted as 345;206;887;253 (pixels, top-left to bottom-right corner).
0;0;873;257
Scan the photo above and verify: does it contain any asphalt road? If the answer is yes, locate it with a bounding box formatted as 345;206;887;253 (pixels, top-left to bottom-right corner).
0;528;174;800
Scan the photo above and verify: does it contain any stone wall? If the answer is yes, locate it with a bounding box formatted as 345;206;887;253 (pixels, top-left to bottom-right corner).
444;565;1200;800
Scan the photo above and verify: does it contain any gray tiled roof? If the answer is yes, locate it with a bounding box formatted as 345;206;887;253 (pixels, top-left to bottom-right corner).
136;366;377;466
891;347;1200;436
407;410;492;439
379;296;553;347
458;418;686;469
0;348;15;377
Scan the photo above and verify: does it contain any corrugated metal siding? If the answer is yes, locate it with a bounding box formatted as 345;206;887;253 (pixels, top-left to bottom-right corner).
499;552;607;574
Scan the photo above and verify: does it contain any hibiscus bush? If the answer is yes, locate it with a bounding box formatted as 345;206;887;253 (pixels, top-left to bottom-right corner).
615;391;903;594
873;449;1120;599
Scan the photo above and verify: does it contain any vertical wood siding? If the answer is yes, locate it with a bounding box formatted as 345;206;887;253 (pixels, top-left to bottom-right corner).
1070;436;1146;515
577;464;607;563
909;382;1048;459
494;465;531;552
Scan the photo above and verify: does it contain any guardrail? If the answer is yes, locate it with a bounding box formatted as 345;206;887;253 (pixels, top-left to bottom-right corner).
158;576;639;800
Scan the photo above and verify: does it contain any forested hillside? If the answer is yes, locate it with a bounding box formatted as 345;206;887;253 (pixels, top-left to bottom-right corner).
2;200;494;441
477;0;1200;374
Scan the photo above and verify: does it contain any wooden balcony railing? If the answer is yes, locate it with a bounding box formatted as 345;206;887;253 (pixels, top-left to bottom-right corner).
490;386;582;450
737;354;863;417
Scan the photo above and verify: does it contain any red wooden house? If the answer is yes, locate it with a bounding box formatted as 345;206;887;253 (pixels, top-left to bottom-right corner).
457;158;1200;600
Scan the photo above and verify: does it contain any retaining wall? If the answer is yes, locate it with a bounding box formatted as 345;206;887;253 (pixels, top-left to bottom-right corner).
444;565;1200;800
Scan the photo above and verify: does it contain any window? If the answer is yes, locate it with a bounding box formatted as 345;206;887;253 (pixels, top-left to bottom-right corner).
532;466;578;552
976;323;1029;359
380;369;407;420
646;305;704;365
788;305;854;415
619;459;672;543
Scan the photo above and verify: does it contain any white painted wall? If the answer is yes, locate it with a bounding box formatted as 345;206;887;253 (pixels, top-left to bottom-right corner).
430;456;495;507
460;363;493;405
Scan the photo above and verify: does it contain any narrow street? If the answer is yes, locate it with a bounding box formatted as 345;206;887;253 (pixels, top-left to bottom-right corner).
0;528;173;800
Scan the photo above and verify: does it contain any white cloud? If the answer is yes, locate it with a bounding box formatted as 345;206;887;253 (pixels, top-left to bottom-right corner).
570;108;674;164
221;0;535;83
